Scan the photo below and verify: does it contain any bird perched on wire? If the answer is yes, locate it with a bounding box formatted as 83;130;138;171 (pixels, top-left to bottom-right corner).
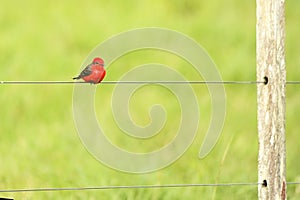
73;57;106;84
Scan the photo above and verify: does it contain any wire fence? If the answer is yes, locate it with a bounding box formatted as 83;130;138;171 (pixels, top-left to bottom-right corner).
1;79;299;195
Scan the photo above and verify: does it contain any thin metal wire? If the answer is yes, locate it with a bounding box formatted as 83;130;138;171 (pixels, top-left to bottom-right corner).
286;182;300;185
0;182;261;193
0;80;266;85
1;80;300;85
1;181;299;193
102;81;265;85
286;81;300;85
0;81;87;85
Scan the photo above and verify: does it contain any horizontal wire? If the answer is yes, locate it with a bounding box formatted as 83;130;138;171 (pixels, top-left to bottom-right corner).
0;182;261;193
0;81;86;85
1;181;299;193
286;81;300;84
0;80;266;85
102;81;264;85
1;80;300;85
286;182;300;185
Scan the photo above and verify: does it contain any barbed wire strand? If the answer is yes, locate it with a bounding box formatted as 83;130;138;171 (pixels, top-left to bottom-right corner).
0;182;261;193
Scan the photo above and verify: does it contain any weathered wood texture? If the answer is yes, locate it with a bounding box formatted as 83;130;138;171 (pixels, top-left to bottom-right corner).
257;0;286;199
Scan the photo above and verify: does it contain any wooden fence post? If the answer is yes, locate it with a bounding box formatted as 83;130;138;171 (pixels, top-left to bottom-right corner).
256;0;286;199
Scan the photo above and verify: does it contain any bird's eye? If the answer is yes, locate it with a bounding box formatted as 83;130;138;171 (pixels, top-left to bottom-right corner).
94;62;99;64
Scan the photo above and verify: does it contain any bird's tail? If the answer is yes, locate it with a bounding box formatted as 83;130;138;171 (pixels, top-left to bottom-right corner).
73;76;80;80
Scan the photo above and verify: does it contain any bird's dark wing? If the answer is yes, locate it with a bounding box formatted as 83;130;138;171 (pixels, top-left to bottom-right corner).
79;64;93;77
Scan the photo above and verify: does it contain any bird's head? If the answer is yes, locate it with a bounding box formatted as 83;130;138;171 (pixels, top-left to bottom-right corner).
93;57;104;66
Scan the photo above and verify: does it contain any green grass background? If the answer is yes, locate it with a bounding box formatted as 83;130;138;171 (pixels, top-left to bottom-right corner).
0;0;300;199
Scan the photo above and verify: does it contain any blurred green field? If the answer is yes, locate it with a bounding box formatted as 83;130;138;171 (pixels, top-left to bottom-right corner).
1;0;300;199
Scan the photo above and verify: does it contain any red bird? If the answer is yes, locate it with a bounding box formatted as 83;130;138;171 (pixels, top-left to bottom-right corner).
73;57;106;84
